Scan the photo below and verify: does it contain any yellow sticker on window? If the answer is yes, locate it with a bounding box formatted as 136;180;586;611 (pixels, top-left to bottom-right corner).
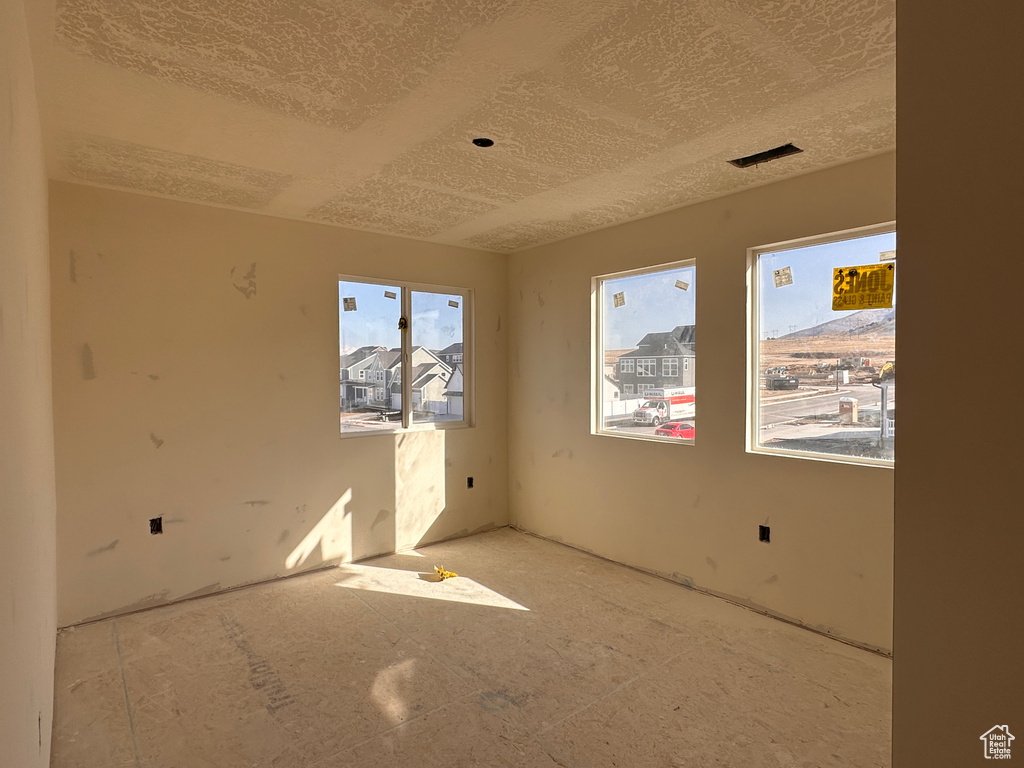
832;263;895;310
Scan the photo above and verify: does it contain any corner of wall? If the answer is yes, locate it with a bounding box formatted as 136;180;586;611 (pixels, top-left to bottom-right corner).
0;1;59;766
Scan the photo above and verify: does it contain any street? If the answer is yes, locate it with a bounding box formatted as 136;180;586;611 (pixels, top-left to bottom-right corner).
760;382;890;427
604;381;895;439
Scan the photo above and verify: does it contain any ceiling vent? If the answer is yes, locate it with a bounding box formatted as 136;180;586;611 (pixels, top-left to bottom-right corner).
728;143;803;169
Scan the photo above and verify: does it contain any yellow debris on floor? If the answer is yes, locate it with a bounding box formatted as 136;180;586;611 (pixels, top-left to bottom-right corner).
434;565;458;580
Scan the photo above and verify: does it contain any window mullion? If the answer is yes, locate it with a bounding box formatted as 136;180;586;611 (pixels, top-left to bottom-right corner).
401;288;413;429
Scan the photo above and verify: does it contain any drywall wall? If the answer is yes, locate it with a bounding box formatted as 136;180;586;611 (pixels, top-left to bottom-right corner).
508;153;895;652
893;2;1024;765
49;182;508;627
0;0;58;765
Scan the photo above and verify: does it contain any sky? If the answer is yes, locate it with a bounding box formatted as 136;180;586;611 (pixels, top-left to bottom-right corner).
341;231;895;356
338;281;463;353
758;230;896;337
602;264;696;350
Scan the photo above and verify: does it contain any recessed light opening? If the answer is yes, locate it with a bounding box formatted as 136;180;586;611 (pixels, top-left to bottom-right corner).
728;143;803;169
472;138;494;148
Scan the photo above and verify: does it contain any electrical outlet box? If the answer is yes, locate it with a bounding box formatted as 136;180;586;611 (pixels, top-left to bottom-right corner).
150;516;163;535
467;477;474;489
758;525;770;543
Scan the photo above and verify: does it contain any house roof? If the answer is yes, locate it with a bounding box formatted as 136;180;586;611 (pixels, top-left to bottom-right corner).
438;342;463;356
622;325;696;357
410;362;445;388
339;345;384;369
370;350;401;370
28;1;894;254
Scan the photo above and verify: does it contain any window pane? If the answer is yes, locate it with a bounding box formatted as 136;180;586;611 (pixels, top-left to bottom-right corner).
339;280;402;434
411;290;464;425
598;262;695;440
753;229;896;463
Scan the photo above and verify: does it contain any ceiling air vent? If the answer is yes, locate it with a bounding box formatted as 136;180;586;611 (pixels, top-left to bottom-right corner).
728;143;803;169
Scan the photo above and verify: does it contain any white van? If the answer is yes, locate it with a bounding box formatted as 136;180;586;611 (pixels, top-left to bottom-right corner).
632;387;695;426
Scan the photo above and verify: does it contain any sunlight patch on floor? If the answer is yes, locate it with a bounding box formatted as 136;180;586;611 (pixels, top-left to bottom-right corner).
335;564;529;611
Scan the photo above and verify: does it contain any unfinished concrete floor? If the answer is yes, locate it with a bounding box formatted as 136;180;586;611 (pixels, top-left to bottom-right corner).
51;528;891;767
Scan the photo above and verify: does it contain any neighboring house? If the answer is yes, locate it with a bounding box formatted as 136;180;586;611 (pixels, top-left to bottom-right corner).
604;374;621;401
387;347;452;413
617;325;695;396
364;349;401;408
604;348;632;383
410;362;450;413
436;342;463;369
343;344;454;413
339;345;385;405
443;365;464;417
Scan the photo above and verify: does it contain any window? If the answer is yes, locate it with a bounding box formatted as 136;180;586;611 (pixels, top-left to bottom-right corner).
636;359;656;377
453;353;463;363
339;277;472;436
593;259;696;441
749;223;895;465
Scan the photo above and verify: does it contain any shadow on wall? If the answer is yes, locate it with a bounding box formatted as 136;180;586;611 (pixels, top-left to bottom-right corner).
284;429;451;573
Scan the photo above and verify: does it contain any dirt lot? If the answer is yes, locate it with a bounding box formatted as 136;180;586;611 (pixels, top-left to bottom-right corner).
760;333;895;380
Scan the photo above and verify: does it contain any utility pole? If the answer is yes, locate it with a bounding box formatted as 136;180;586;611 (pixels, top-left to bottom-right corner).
879;383;890;444
873;380;891;447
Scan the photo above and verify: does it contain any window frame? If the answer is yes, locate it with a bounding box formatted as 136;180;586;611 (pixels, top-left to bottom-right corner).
636;358;656;377
662;358;678;377
339;274;474;437
592;258;696;443
746;221;895;467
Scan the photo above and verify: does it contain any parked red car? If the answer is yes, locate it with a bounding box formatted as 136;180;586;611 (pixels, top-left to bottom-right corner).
654;421;695;439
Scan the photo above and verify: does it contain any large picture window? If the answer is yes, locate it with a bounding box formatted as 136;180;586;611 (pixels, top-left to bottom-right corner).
636;358;656;377
748;224;896;464
593;260;696;441
339;277;472;436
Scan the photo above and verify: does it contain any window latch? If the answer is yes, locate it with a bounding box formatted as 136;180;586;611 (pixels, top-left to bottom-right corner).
398;316;408;331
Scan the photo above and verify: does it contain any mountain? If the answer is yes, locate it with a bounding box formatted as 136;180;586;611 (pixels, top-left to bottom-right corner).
783;308;896;339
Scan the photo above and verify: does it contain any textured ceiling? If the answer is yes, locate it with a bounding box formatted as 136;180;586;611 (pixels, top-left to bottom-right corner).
28;0;895;253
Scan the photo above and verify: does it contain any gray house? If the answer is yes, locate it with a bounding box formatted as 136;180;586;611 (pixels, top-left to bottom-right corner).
339;345;386;406
436;342;464;369
617;325;695;396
